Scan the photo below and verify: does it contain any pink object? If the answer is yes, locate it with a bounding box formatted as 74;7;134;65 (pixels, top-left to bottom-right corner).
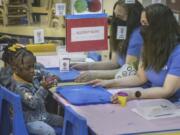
117;92;128;96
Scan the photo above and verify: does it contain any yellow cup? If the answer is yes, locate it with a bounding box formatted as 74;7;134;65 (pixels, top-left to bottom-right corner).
117;92;128;107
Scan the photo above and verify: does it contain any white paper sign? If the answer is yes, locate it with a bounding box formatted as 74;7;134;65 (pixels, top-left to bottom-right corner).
174;13;179;22
152;0;161;4
71;26;104;42
116;26;127;40
36;55;59;68
59;57;70;72
55;3;66;16
34;29;44;44
125;0;135;4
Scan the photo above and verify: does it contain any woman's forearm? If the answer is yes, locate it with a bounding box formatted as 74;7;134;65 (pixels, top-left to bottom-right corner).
111;74;147;88
87;61;120;70
129;87;175;100
94;69;119;79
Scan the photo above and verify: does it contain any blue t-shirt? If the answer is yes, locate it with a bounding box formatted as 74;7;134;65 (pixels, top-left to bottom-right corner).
117;28;143;66
145;45;180;102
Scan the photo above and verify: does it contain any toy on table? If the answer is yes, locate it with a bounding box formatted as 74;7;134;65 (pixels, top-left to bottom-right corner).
117;92;128;107
45;76;58;93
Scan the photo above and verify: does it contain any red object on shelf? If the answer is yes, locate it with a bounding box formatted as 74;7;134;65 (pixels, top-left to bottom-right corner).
88;0;102;12
66;15;108;52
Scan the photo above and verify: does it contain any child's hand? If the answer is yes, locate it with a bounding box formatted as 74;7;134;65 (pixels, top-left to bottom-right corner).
41;76;58;90
111;94;119;104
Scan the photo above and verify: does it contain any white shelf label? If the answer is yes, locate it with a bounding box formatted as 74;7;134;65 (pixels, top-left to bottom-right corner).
34;29;44;44
55;3;66;16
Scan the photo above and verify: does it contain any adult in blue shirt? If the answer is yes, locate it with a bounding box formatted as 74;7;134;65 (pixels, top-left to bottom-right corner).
72;0;144;82
91;4;180;102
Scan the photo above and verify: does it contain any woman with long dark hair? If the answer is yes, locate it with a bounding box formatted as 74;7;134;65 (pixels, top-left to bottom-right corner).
72;0;144;82
91;4;180;102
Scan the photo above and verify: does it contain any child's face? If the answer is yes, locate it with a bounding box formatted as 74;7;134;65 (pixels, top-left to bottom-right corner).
15;56;35;83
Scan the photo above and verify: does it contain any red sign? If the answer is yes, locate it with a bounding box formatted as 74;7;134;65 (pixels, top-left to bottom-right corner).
66;14;108;52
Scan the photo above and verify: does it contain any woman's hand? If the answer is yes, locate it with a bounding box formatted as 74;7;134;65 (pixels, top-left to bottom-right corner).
75;71;99;82
88;79;117;88
111;90;135;104
71;63;89;70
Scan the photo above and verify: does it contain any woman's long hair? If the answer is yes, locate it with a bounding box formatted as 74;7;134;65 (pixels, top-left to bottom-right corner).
110;0;143;57
141;4;180;72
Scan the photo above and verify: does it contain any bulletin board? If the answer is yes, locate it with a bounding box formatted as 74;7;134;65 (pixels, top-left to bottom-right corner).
66;14;108;52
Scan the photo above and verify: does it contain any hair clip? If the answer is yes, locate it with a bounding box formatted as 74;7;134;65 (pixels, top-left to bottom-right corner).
8;44;25;52
13;43;25;48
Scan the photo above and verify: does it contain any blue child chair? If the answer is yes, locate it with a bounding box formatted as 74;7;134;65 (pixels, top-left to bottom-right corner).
0;86;62;135
62;106;88;135
0;86;29;135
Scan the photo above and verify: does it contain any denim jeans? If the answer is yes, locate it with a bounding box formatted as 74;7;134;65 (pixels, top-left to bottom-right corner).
27;121;56;135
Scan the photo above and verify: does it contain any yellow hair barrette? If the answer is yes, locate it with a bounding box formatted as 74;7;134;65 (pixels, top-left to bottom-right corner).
8;44;25;52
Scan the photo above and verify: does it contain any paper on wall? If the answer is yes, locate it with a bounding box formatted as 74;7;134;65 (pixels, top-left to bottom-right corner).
34;29;44;44
55;3;66;16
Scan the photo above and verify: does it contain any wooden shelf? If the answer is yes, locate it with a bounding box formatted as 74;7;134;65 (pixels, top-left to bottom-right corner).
32;7;49;14
8;14;27;18
0;25;66;40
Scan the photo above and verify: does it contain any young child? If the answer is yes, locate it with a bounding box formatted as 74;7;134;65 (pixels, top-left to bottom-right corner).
0;37;59;114
10;48;63;135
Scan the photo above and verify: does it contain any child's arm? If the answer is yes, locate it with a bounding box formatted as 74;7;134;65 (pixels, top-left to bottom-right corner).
15;85;48;109
35;67;60;82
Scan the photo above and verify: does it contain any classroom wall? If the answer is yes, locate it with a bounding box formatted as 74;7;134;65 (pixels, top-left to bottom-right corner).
103;0;144;15
103;0;117;15
141;0;166;7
